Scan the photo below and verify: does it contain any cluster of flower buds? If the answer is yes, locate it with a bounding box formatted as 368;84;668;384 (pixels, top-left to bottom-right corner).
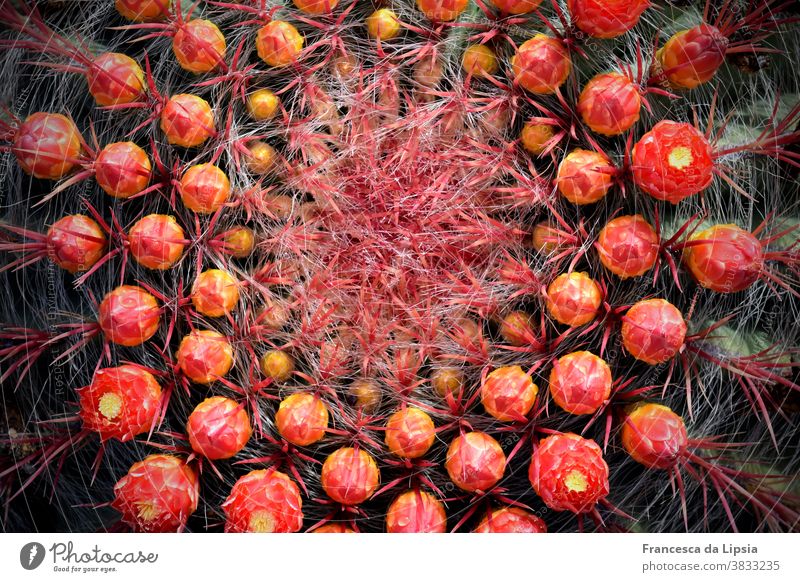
0;0;797;536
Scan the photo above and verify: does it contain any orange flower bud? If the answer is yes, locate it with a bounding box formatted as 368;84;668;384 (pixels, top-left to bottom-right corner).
260;350;295;382
481;365;538;421
512;35;571;94
275;393;329;446
293;0;339;14
431;367;464;397
220;226;255;258
489;0;542;14
160;94;215;148
191;269;239;317
247;89;280;121
256;21;304;67
545;272;602;327
176;329;234;384
115;0;172;22
621;402;688;469
321;447;380;505
385;407;436;459
172;19;226;74
445;432;506;492
498;310;533;346
596;215;659;279
556;149;615;205
128;214;186;270
366;9;401;41
462;45;499;77
520;121;556;156
180;163;230;214
348;378;383;413
474;507;547;532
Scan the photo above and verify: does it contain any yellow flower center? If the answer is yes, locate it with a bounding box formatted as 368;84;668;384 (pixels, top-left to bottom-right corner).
668;146;693;169
248;510;276;533
136;501;160;522
565;470;588;492
98;392;123;420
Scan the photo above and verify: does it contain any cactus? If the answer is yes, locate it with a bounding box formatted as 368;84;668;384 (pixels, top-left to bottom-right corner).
0;0;798;533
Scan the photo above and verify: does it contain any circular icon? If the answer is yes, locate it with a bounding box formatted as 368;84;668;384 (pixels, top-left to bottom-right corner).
20;542;46;570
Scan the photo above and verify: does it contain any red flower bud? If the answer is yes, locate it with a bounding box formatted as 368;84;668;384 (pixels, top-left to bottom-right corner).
222;469;303;532
578;72;642;136
46;214;107;274
512;35;571;94
632;120;714;203
621;298;686;365
417;0;469;21
186;396;251;460
97;285;160;346
656;24;728;90
112;454;198;532
115;0;171;22
160;94;215;148
78;365;161;442
489;0;542;14
176;329;234;384
386;490;447;533
596;215;659;279
13;112;81;180
474;506;547;533
548;351;612;415
87;53;145;106
94;141;151;199
682;224;764;293
529;433;609;514
621;403;688;469
568;0;650;39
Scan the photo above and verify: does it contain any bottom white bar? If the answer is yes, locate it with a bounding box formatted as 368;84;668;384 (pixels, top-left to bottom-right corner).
1;533;797;581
